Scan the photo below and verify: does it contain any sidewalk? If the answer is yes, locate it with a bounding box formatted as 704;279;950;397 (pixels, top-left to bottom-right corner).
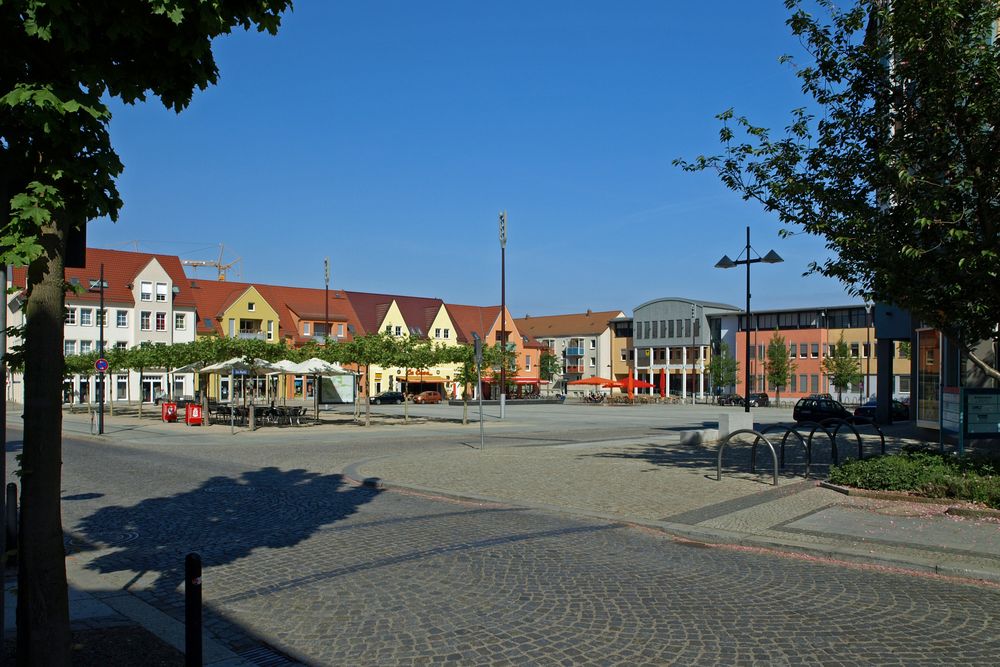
343;428;1000;585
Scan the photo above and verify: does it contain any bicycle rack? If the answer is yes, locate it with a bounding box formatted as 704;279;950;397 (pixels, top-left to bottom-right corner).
832;417;885;460
717;429;779;486
750;423;811;479
809;418;863;465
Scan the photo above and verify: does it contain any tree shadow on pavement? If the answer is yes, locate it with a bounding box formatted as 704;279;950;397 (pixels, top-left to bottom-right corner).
70;467;381;599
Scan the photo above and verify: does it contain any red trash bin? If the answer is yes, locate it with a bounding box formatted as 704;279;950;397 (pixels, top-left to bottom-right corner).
161;402;178;423
185;403;203;426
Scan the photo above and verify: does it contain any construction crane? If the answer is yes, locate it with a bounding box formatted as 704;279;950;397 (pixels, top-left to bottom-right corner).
181;244;241;281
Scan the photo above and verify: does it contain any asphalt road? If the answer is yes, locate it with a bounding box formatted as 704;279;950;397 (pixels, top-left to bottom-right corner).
8;406;1000;665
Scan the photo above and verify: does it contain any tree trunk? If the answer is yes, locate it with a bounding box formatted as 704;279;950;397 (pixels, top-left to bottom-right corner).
17;220;72;665
364;364;371;427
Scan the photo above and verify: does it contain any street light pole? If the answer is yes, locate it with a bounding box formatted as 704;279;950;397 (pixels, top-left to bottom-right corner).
715;226;784;413
98;263;105;434
499;210;507;419
865;302;873;401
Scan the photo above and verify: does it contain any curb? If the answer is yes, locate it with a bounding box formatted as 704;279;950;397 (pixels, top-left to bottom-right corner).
343;464;1000;586
820;482;1000;519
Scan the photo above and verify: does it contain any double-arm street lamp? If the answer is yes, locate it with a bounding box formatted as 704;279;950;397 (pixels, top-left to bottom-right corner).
715;226;784;413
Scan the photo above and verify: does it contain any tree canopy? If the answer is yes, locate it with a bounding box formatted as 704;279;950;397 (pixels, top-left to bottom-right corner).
675;0;1000;378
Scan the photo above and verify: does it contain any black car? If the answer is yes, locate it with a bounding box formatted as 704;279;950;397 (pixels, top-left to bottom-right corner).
747;392;770;407
793;396;851;423
370;391;405;405
854;397;909;421
717;393;744;406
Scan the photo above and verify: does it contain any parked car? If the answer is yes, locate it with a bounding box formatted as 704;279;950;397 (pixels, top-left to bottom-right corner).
717;393;744;406
413;390;442;404
370;391;405;405
793;396;852;423
853;397;909;421
747;392;770;407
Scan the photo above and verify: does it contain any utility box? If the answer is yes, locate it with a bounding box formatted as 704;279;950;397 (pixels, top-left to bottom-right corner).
161;402;178;423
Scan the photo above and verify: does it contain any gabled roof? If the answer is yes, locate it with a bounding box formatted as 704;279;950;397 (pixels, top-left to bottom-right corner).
513;310;625;339
188;280;255;335
444;304;502;343
11;248;197;308
255;284;362;343
343;291;445;338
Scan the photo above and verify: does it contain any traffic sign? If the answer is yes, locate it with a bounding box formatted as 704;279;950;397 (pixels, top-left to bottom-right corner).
95;358;109;372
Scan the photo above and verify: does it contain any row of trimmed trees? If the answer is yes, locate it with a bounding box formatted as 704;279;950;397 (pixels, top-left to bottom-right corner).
60;333;527;425
707;333;866;403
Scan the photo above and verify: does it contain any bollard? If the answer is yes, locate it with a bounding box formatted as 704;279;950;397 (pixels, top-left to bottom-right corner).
185;552;203;667
5;483;16;566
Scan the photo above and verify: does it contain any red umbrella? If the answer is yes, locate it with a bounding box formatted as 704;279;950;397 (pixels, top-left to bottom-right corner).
658;369;667;398
632;379;655;389
567;377;614;386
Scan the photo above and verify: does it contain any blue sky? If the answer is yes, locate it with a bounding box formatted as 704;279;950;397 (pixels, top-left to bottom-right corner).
91;1;859;317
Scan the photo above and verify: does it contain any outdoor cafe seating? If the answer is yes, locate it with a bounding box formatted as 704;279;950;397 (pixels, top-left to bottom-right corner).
208;403;307;427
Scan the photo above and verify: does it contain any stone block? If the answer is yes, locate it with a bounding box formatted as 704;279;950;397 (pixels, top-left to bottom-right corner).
679;429;719;445
718;411;755;440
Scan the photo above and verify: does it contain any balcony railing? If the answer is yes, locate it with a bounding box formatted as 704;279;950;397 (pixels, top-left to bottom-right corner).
566;346;585;357
565;365;584;374
238;331;265;340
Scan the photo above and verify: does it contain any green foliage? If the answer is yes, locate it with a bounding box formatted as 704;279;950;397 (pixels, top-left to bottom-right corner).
830;447;1000;509
539;351;560;381
675;0;1000;374
764;332;796;400
821;334;862;399
708;342;739;391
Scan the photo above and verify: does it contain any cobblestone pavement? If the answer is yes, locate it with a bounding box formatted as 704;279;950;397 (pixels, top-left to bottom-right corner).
42;427;1000;666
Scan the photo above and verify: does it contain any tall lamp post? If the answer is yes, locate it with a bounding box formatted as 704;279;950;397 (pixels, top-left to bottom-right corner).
498;210;507;419
865;302;873;402
715;226;784;413
89;265;108;434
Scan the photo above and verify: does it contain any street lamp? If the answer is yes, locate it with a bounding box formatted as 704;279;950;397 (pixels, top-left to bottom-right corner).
498;210;507;419
715;226;783;413
864;302;873;402
88;264;108;434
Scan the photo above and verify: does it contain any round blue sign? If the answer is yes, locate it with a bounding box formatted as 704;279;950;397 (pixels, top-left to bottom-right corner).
95;358;109;372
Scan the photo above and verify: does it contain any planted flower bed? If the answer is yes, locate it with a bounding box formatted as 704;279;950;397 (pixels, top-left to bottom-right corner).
828;446;1000;510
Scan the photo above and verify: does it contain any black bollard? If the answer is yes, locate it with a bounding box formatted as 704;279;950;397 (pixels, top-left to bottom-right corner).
185;552;203;667
5;483;16;566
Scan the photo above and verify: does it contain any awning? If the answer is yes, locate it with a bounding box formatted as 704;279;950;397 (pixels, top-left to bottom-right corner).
485;377;543;384
399;375;447;383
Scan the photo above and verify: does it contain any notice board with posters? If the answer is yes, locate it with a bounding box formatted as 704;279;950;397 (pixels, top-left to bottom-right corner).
951;387;1000;454
318;374;356;405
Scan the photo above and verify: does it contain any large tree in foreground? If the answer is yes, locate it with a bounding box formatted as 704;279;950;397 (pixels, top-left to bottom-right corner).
2;2;291;663
676;0;1000;378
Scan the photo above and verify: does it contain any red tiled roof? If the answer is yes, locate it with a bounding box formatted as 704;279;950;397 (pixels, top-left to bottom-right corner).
343;291;445;338
444;304;502;343
513;310;625;339
11;248;197;308
188;280;253;335
255;284;362;341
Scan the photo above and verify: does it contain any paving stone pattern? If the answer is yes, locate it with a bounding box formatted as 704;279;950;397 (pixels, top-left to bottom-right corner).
62;469;1000;665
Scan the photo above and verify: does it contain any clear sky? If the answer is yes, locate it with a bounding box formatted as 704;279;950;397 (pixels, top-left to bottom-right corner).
90;1;860;317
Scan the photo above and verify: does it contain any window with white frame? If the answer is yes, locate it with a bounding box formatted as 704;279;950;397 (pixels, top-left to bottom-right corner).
444;328;450;339
395;325;402;336
115;341;128;350
435;328;441;338
96;309;107;327
175;313;186;330
304;322;311;335
155;282;167;302
116;310;128;328
267;320;273;340
337;323;344;337
155;312;166;331
140;311;151;331
247;301;256;311
589;356;596;367
65;308;77;325
590;339;596;349
140;281;152;301
80;308;92;326
80;340;93;354
525;355;532;371
384;325;392;334
64;340;76;356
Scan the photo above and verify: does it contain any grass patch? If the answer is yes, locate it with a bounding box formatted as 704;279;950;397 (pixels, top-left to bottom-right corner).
828;445;1000;509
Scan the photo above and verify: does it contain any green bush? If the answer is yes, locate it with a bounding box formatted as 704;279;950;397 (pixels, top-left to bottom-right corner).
829;449;1000;509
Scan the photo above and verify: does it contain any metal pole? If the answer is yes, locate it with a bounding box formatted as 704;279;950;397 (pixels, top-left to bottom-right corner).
745;226;752;413
477;354;485;451
98;263;105;434
185;552;203;667
324;257;329;343
866;304;872;402
0;262;6;636
499;210;507;419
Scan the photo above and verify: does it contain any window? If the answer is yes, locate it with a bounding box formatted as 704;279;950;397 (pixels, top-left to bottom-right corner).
96;309;107;327
80;308;92;326
685;319;692;338
644;322;650;339
811;374;819;393
140;281;152;301
229;318;235;337
800;374;808;392
303;322;311;335
175;313;186;330
590;339;596;349
115;341;128;350
155;282;167;302
693;319;700;338
789;344;797;358
337;323;345;337
862;343;871;358
850;343;860;358
620;348;628;362
435;328;442;338
589;356;596;368
790;374;797;392
155;312;166;331
141;312;152;331
652;321;658;338
116;375;128;400
64;340;76;356
799;343;808;357
525;355;532;371
267;320;274;340
395;325;402;336
660;320;666;338
444;328;450;339
247;301;256;311
80;340;93;354
384;325;392;334
811;343;819;358
668;320;675;337
65;308;77;325
899;375;911;393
